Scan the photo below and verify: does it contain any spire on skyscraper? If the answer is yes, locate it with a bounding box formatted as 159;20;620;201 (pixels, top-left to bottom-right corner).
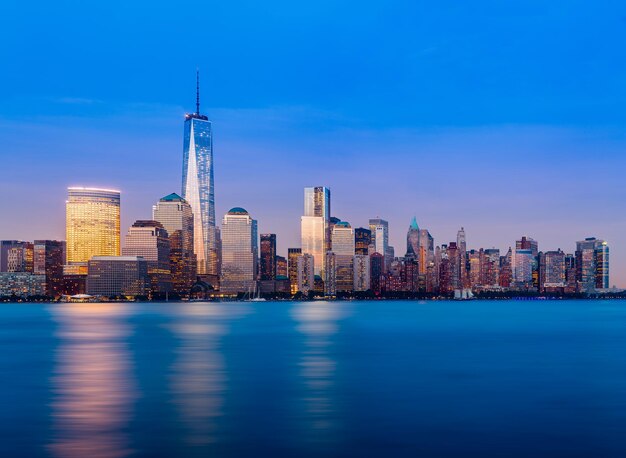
196;67;200;116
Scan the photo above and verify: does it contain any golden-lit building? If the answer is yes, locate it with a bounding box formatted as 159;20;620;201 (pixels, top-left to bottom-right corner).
66;187;121;265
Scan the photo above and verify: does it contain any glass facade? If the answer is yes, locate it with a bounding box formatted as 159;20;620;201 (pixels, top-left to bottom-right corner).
33;240;65;296
153;193;196;294
302;187;331;275
220;208;258;294
369;218;389;267
65;187;121;264
260;234;277;281
86;256;150;297
122;220;173;294
288;248;302;294
182;114;217;277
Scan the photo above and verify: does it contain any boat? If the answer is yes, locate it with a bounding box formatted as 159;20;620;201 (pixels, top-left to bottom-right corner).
454;289;474;300
245;283;267;302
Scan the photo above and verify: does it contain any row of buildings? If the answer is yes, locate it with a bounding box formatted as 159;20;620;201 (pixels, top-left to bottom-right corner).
0;76;613;299
0;183;611;299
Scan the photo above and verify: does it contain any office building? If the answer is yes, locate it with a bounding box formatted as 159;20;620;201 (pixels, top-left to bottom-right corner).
276;255;287;277
301;186;330;276
406;217;419;260
260;234;277;281
122;220;172;294
576;237;609;293
288;248;302;294
220;207;258;295
370;252;384;295
86;256;149;297
353;254;370;292
369;218;389;268
153;193;196;294
66;187;121;269
539;249;566;292
331;221;355;292
354;227;371;256
0;272;45;297
33;240;65;297
181;72;218;279
297;253;315;295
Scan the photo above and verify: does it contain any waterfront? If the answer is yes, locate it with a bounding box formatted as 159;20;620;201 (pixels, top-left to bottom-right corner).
2;300;626;457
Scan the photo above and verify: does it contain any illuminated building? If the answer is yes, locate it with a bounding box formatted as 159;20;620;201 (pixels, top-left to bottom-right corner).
514;236;538;289
482;248;500;287
406;217;419;260
182;71;218;279
276;255;287;277
153;193;196;294
288;248;302;294
65;187;121;268
353;254;370;292
539;249;566;292
324;252;336;296
457;228;468;288
122;220;172;294
499;248;513;288
301;187;330;275
33;240;65;297
220;207;258;295
7;242;33;272
418;229;434;275
369;252;384;295
576;237;609;293
297;253;315;295
86;256;149;297
369;218;389;269
260;234;277;281
0;272;45;297
331;221;355;292
354;227;371;256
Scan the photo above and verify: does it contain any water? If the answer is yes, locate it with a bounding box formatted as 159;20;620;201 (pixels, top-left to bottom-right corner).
2;300;626;457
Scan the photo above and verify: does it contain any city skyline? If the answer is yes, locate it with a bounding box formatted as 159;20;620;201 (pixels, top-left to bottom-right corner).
1;2;625;286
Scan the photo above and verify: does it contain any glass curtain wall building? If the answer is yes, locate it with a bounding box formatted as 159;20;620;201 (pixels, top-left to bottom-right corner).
65;187;121;266
301;186;330;276
220;208;258;295
182;73;218;280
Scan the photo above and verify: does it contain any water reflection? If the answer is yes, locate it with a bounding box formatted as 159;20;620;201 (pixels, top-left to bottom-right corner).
168;303;249;446
48;304;136;458
291;302;349;441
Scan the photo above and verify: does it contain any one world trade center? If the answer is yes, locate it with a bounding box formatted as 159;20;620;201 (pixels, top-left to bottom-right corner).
182;71;218;281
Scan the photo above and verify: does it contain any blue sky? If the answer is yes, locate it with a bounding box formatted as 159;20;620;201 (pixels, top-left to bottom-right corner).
1;1;626;285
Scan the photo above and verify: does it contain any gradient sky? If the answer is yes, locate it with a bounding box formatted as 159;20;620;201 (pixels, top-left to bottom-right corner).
1;1;626;285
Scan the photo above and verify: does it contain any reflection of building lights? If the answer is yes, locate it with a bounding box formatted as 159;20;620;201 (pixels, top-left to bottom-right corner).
48;304;135;458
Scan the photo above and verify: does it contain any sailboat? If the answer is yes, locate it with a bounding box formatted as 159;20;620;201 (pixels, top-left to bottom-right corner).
246;282;267;302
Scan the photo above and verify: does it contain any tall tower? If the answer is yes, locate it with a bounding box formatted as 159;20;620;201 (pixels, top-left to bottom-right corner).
182;70;218;281
456;227;468;288
66;187;121;266
220;207;258;295
406;217;420;260
301;186;330;276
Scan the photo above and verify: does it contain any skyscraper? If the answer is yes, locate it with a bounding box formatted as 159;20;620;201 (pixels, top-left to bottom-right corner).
457;227;468;288
406;217;420;260
301;186;330;275
418;229;434;275
369;218;389;267
331;221;355;292
122;220;172;294
182;71;218;280
66;187;121;269
33;240;65;297
288;248;302;294
152;193;196;294
297;253;315;295
220;207;258;295
260;234;277;281
576;237;609;293
353;254;370;292
354;227;371;256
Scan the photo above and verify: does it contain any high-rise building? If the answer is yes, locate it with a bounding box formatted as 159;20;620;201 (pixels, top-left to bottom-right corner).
418;229;434;275
331;221;355;292
369;218;389;268
301;187;330;276
153;193;196;294
181;72;218;279
406;217;420;260
0;272;45;297
220;207;258;295
66;187;121;268
276;255;287;278
353;254;370;292
122;220;172;294
499;248;513;288
86;256;149;297
576;237;609;293
33;240;65;297
457;228;468;288
297;253;315;295
354;227;371;256
5;242;33;273
539;249;566;292
515;236;538;289
260;234;277;281
482;248;500;288
370;252;384;295
287;248;302;294
324;251;336;296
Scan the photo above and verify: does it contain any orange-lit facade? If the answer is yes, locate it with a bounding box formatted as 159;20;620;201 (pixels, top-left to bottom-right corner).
66;187;121;264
